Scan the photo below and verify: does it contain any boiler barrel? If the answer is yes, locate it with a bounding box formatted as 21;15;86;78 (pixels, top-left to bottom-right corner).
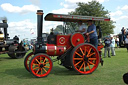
34;44;66;56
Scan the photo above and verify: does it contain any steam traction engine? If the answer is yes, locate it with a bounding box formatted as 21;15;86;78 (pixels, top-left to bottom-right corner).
0;19;26;58
24;10;110;77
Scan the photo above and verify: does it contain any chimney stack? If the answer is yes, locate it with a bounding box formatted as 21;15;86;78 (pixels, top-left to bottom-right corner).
37;10;43;44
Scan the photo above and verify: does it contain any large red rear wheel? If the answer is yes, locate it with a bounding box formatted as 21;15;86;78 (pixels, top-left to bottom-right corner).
24;52;34;72
29;53;53;77
71;43;100;74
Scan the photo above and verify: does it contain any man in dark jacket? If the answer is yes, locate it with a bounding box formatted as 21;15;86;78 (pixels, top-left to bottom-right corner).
86;20;98;48
104;36;112;58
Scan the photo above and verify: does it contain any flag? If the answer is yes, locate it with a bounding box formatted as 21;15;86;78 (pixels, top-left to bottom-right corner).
30;28;34;34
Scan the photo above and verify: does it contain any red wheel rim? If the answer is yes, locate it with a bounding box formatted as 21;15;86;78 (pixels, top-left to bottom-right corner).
72;43;99;74
24;52;34;72
29;54;52;77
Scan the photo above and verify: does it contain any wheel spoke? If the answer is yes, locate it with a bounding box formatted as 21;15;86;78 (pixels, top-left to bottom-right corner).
33;66;39;70
43;58;46;64
43;68;47;73
88;61;95;65
75;60;82;66
40;57;42;63
84;63;86;72
33;63;39;65
36;68;40;74
88;58;96;60
44;62;49;64
87;63;91;70
35;59;40;64
79;62;84;70
87;48;92;57
84;46;86;56
44;66;50;68
74;58;83;60
41;68;43;75
75;52;83;57
80;47;84;56
88;52;95;57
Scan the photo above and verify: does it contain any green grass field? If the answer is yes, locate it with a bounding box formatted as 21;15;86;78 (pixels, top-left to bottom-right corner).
0;48;128;85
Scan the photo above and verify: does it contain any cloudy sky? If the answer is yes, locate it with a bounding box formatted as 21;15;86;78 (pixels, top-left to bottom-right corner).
0;0;128;40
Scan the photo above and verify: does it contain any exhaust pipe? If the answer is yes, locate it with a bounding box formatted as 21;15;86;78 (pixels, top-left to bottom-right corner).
3;20;8;39
0;20;8;39
37;10;43;44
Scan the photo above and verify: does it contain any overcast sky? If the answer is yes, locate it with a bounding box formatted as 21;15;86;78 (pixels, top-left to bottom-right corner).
0;0;128;40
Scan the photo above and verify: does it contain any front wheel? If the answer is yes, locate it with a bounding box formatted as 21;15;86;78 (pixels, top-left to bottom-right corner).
8;45;26;59
29;53;53;78
24;52;34;72
8;52;26;59
70;43;100;74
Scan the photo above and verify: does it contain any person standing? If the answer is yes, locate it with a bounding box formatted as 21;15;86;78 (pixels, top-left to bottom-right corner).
125;35;128;52
76;21;87;34
115;36;119;48
86;20;98;48
104;36;112;58
110;35;116;56
121;27;126;43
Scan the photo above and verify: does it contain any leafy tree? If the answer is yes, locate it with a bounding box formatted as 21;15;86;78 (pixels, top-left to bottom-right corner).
69;0;115;36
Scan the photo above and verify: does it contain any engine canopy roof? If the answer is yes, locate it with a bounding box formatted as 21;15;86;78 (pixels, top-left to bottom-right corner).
45;13;110;22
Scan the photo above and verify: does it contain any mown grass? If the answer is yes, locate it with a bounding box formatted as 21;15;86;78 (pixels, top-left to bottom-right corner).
0;48;128;85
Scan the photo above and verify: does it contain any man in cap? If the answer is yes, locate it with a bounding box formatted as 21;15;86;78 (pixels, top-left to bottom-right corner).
76;21;87;34
86;20;98;48
104;36;112;58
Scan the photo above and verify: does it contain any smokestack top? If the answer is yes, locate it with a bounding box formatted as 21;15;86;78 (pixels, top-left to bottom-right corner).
37;10;43;15
37;10;43;12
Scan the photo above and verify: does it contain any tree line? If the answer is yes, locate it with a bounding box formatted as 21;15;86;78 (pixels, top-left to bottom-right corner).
54;1;115;36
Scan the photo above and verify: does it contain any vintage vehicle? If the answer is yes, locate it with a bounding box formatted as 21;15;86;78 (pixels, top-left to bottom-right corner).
0;19;26;58
24;10;110;77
